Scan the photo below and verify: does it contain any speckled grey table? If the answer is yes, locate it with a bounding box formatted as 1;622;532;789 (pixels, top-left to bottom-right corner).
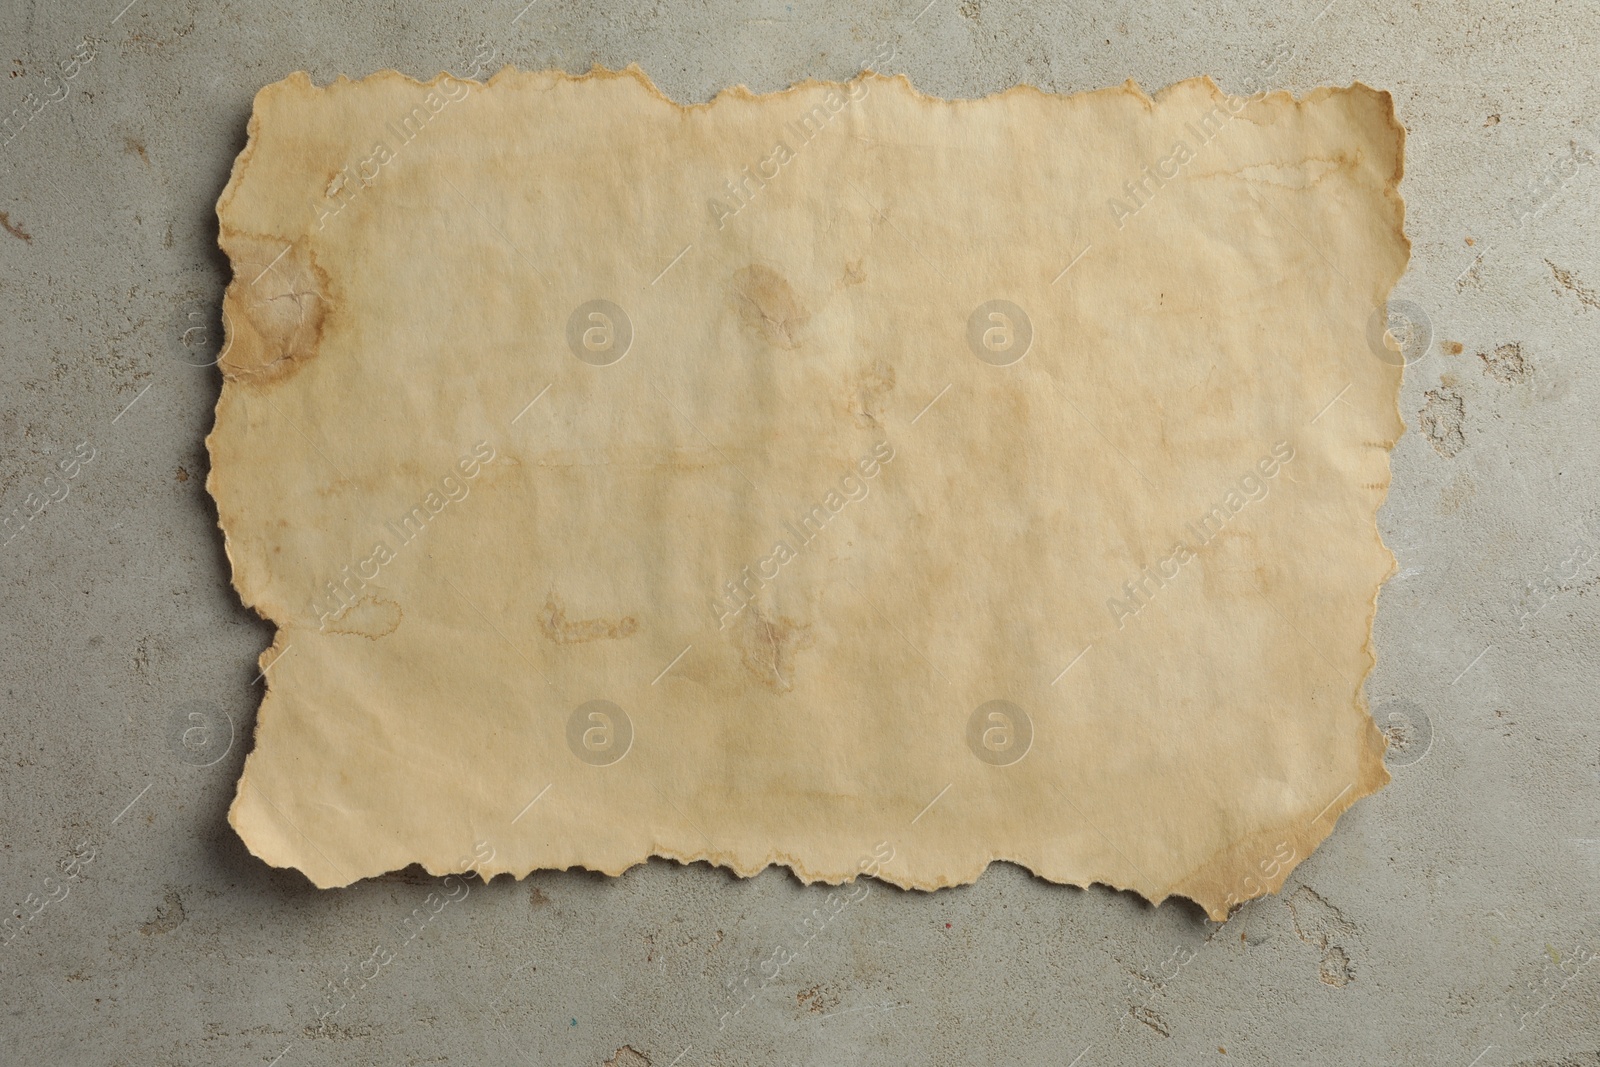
2;1;1597;1064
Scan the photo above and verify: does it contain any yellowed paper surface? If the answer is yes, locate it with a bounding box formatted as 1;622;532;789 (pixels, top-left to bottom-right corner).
212;67;1406;919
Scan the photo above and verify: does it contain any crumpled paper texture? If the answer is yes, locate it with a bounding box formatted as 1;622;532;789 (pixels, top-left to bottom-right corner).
211;66;1407;919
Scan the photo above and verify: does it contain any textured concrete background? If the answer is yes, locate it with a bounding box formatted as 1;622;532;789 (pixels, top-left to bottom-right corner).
2;0;1597;1063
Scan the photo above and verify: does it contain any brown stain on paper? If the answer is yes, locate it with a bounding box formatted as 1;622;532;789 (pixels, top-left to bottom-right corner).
847;360;896;428
539;593;639;644
321;596;403;639
218;233;329;384
731;607;816;692
732;264;809;349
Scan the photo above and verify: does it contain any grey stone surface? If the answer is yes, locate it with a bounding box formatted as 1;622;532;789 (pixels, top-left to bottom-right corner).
2;0;1597;1063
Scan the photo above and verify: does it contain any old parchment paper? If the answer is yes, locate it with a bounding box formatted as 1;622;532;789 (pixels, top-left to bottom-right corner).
212;67;1406;919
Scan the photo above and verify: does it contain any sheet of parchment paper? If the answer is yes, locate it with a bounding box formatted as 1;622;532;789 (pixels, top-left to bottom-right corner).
211;66;1407;919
